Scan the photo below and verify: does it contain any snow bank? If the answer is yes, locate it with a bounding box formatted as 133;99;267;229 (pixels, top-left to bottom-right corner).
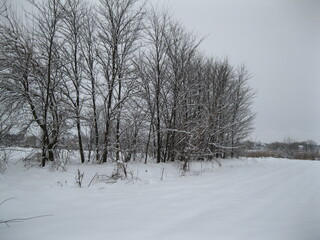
1;154;319;240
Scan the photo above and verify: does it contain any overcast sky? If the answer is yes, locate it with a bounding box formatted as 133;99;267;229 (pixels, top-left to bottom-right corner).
11;0;320;143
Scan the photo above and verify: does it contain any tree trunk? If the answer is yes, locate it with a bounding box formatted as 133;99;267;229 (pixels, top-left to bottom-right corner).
144;120;153;164
90;76;99;162
156;99;161;163
76;116;85;163
101;84;114;163
116;75;122;162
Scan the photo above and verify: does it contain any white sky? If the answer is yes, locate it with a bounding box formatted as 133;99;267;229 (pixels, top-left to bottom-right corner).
10;0;320;143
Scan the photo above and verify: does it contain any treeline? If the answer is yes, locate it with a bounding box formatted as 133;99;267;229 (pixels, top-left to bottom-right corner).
243;140;320;160
0;0;255;167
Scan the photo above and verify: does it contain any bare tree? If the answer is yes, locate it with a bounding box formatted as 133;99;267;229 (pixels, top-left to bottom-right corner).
0;4;29;138
133;52;156;163
228;66;255;157
142;8;170;163
60;0;87;163
0;3;48;166
96;0;144;163
80;5;100;162
163;20;201;162
26;0;65;166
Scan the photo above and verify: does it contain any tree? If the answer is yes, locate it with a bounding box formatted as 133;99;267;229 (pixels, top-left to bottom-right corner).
96;0;144;163
0;0;66;166
0;4;31;141
28;0;67;166
80;5;100;162
140;7;170;163
227;66;255;157
163;20;201;162
60;0;87;163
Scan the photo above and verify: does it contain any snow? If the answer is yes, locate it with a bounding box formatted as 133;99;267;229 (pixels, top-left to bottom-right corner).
1;149;319;240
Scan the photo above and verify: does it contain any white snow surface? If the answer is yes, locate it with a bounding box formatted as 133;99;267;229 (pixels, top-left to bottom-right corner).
1;149;319;240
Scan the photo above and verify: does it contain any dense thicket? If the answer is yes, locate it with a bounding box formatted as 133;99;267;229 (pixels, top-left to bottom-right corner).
0;0;255;166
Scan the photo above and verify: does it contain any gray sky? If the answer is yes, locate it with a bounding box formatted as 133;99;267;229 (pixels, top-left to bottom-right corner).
10;0;320;143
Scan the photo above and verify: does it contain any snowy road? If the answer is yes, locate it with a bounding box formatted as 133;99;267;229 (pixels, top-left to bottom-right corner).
1;158;319;240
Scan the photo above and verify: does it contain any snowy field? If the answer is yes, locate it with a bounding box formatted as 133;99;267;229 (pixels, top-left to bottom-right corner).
1;148;319;240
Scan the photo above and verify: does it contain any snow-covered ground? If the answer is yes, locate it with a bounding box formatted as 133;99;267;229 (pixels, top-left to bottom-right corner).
1;148;319;240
